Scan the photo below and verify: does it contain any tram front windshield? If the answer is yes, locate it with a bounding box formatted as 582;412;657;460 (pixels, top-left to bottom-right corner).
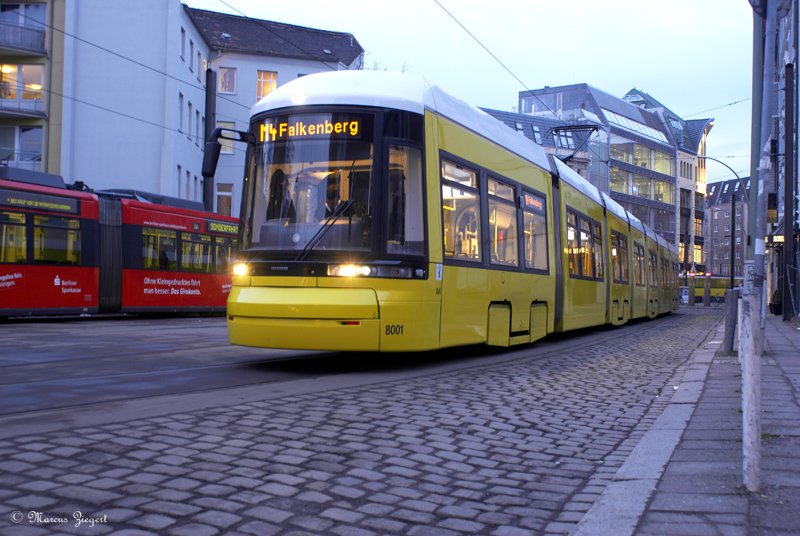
243;112;375;256
242;110;425;262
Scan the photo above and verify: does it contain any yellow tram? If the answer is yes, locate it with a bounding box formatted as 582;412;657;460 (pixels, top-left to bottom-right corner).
203;71;679;352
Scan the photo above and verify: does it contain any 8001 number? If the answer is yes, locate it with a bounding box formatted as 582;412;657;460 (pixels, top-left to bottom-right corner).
385;324;404;336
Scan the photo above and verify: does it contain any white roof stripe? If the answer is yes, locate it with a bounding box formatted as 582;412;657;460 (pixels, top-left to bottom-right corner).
250;71;551;170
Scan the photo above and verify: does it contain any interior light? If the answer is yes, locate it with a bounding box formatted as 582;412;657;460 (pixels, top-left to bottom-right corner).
232;262;250;276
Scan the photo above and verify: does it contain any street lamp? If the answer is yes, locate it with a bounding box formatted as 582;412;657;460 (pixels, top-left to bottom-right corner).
698;155;747;289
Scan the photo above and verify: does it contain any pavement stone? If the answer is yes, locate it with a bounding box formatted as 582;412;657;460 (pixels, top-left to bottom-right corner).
2;308;799;535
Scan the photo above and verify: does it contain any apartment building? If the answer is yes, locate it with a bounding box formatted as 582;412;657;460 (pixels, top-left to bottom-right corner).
0;1;363;216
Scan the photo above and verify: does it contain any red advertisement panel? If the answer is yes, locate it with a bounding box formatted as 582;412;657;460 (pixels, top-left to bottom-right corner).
0;265;99;313
121;269;232;311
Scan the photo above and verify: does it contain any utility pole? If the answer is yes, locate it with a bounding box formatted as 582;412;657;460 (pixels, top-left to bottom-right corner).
731;193;736;289
784;63;796;321
741;0;777;494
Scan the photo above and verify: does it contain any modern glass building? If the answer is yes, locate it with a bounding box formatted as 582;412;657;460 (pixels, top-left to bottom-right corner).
506;83;712;274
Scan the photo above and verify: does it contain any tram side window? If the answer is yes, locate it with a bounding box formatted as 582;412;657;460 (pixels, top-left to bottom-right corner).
593;222;603;280
441;160;481;262
611;232;629;283
143;227;177;271
487;178;518;267
634;242;645;286
648;250;658;287
580;217;593;278
181;232;212;273
661;256;668;287
215;236;237;273
0;211;26;263
566;210;580;276
387;145;425;256
619;236;629;282
33;215;81;265
522;191;548;272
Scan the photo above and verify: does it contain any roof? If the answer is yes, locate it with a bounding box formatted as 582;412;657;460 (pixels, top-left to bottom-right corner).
186;6;364;66
250;70;554;170
623;88;714;153
480;108;597;151
706;177;751;206
518;83;674;147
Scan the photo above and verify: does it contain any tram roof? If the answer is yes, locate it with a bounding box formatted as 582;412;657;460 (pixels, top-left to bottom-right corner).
251;71;552;171
601;192;628;222
551;157;603;204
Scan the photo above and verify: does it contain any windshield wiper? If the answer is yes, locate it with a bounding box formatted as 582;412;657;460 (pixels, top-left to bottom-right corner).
294;199;353;261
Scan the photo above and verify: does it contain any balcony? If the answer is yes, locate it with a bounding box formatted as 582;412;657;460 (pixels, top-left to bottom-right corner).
0;22;46;56
0;82;45;118
0;160;41;172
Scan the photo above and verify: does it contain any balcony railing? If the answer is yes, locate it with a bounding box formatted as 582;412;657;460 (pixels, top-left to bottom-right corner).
0;160;41;172
0;82;45;116
0;22;46;54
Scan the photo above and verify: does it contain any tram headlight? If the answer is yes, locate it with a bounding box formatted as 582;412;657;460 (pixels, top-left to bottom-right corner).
232;262;251;276
328;264;372;277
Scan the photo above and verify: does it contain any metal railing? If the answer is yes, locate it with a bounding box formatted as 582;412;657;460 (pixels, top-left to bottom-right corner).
0;82;45;115
0;22;46;54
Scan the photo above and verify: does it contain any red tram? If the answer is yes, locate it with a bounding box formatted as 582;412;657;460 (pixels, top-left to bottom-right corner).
0;168;238;316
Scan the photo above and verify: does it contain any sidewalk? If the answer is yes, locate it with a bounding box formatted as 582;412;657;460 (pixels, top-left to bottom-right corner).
580;310;800;535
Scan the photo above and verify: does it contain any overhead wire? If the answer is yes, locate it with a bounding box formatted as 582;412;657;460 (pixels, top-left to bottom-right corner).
429;0;607;163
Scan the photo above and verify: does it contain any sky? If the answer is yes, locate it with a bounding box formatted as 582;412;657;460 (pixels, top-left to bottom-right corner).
185;0;755;185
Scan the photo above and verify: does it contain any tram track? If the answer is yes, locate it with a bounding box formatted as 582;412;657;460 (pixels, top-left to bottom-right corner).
0;312;694;439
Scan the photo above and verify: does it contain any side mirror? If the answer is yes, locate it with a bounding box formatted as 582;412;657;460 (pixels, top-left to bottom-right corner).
201;127;252;178
202;128;224;178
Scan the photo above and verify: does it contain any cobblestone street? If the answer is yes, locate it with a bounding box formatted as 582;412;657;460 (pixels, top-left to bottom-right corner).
0;309;722;535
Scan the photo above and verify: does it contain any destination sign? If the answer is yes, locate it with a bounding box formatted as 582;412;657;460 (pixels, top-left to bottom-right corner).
207;220;239;235
260;119;361;143
522;192;545;214
0;188;79;214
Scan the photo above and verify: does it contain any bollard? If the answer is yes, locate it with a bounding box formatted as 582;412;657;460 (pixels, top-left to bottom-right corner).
721;288;740;355
740;292;761;492
703;277;711;307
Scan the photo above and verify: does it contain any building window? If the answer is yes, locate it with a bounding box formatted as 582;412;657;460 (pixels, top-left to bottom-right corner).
177;164;182;198
724;224;729;232
195;110;200;145
610;167;629;195
185;170;191;200
189;40;194;72
1;64;44;104
180;27;185;60
531;126;542;144
197;51;202;80
178;93;184;131
216;183;233;216
0;125;42;170
514;122;524;133
188;101;193;139
256;70;277;101
632;174;650;199
713;210;719;219
219;67;236;94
